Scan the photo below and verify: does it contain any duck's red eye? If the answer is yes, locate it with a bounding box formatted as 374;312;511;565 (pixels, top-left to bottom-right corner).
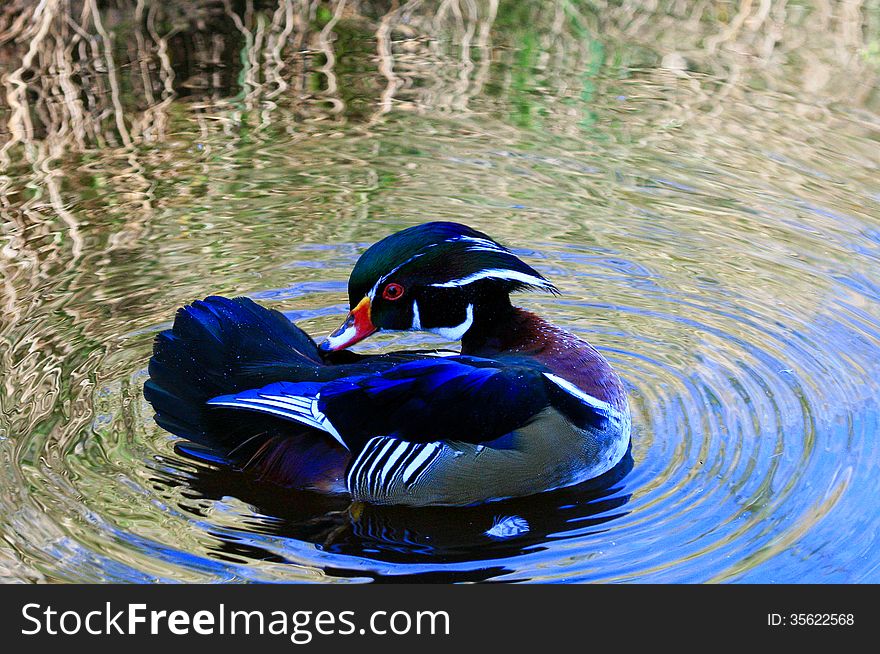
382;283;405;301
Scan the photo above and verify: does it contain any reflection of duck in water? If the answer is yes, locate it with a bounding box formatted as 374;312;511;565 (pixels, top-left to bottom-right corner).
144;222;631;507
163;452;632;573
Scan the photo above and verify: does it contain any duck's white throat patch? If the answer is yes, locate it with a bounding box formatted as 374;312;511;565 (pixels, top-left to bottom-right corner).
425;303;474;341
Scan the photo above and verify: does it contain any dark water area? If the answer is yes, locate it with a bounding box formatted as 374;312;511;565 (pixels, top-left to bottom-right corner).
1;0;879;582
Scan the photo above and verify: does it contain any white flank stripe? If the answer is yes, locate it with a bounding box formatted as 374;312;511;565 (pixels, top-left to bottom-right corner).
376;441;411;492
428;303;474;340
543;373;618;415
363;439;398;489
430;268;553;289
401;443;438;484
376;441;412;494
347;437;383;491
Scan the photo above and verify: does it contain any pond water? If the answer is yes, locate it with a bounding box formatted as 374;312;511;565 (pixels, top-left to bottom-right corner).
1;1;879;583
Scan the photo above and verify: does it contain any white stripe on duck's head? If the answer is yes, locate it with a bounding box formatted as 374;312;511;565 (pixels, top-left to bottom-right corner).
320;222;558;351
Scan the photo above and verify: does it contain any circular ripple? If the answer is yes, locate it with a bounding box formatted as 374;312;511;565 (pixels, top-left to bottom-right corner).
3;228;879;582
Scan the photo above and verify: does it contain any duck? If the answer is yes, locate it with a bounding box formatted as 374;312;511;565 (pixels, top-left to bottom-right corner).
144;221;631;507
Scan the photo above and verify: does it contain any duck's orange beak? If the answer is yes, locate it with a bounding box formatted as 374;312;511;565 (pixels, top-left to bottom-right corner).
319;296;377;351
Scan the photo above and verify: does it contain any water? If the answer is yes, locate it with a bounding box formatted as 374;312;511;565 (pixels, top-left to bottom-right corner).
1;0;879;583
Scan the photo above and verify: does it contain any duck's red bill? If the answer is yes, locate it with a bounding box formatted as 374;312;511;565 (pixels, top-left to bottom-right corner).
319;297;377;351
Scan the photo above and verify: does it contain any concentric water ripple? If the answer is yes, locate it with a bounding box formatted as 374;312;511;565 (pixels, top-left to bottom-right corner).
5;213;878;582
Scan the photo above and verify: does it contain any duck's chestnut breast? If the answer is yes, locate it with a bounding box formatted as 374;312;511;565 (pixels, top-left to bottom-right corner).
461;308;629;414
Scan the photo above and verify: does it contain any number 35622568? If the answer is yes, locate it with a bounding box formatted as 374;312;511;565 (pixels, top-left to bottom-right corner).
768;614;854;626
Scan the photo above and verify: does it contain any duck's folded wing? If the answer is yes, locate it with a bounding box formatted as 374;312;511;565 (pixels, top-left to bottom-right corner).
208;356;622;452
207;380;349;446
207;357;556;450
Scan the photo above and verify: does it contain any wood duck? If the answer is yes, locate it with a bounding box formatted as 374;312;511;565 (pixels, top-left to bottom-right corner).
144;222;631;507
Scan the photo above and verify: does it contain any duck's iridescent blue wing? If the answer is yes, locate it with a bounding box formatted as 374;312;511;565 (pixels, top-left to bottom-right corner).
320;358;553;449
208;357;547;450
208;355;617;453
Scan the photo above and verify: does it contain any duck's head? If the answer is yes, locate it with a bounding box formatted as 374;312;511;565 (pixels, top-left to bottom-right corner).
319;221;558;351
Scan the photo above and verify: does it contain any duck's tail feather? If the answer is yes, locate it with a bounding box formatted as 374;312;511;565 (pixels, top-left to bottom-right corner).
143;296;332;466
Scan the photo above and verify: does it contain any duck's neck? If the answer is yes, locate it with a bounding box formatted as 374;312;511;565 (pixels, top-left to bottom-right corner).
460;294;517;354
462;303;578;361
461;300;628;410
